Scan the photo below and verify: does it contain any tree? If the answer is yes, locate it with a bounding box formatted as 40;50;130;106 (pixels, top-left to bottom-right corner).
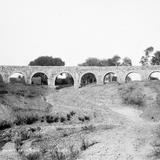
140;47;154;66
78;58;101;66
78;55;121;66
140;47;160;66
121;57;132;66
151;51;160;65
29;56;65;66
108;55;121;66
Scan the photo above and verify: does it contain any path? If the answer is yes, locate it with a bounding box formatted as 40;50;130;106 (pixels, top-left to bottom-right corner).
78;106;157;160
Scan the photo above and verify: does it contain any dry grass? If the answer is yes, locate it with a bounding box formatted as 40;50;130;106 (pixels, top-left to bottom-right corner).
119;82;146;106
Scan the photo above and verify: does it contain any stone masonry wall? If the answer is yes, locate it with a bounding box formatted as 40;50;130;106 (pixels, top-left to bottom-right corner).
0;65;160;88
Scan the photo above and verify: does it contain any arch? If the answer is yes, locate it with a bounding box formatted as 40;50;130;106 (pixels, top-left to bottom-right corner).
31;72;48;85
103;72;117;84
55;72;74;89
149;71;160;80
80;72;97;87
125;72;142;83
9;72;26;84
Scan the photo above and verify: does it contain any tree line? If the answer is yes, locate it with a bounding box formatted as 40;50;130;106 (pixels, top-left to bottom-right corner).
28;46;160;66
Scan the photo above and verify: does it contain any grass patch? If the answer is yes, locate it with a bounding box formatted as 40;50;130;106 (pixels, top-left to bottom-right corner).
14;112;40;125
119;83;145;106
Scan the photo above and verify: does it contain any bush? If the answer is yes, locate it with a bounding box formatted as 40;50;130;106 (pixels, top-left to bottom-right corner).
60;117;66;123
70;111;76;116
119;84;145;106
78;117;84;122
84;116;90;121
0;120;12;130
14;113;39;125
67;114;71;121
46;115;59;123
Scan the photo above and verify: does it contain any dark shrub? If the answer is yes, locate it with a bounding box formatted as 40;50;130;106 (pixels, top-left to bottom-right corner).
41;116;45;122
26;115;39;125
70;111;76;116
78;117;84;122
46;115;59;123
60;117;66;123
0;120;12;130
46;115;54;123
53;116;59;123
84;116;90;121
67;114;71;121
14;114;39;125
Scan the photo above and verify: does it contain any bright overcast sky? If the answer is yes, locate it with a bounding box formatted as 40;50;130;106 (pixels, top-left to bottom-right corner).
0;0;160;66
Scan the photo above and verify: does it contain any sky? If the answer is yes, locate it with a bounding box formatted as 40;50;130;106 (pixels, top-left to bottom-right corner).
0;0;160;66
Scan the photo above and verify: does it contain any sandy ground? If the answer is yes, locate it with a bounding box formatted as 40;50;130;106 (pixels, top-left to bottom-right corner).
0;84;160;160
78;106;158;160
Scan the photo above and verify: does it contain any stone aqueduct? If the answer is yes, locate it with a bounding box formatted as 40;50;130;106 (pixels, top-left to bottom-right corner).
0;65;160;88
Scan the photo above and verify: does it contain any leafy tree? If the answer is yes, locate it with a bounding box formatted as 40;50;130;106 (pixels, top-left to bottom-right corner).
78;58;101;66
140;47;160;66
151;51;160;65
108;55;121;66
79;55;121;66
29;56;65;66
140;47;154;66
121;57;132;66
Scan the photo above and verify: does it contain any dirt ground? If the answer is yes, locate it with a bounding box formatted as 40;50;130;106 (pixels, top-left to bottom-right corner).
77;106;158;160
0;83;160;160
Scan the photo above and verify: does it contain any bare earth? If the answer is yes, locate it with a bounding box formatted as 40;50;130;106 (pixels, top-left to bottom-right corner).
78;106;158;160
0;83;160;160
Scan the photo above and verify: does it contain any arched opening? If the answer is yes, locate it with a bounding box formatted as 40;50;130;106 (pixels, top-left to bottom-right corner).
31;72;48;85
104;72;117;84
149;71;160;80
80;73;97;87
9;73;25;84
55;72;74;89
125;72;142;83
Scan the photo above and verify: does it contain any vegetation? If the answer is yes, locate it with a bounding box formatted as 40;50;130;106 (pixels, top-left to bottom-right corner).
79;55;132;66
121;57;132;66
119;83;145;106
0;120;12;130
29;56;65;66
140;46;160;66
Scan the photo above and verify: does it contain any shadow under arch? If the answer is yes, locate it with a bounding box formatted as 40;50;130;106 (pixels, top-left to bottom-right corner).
55;72;74;89
9;72;26;84
80;72;97;87
149;71;160;80
31;72;48;85
125;72;142;83
103;72;117;84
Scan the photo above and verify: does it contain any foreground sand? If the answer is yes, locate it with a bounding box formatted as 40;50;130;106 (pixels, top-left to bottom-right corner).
0;83;160;160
